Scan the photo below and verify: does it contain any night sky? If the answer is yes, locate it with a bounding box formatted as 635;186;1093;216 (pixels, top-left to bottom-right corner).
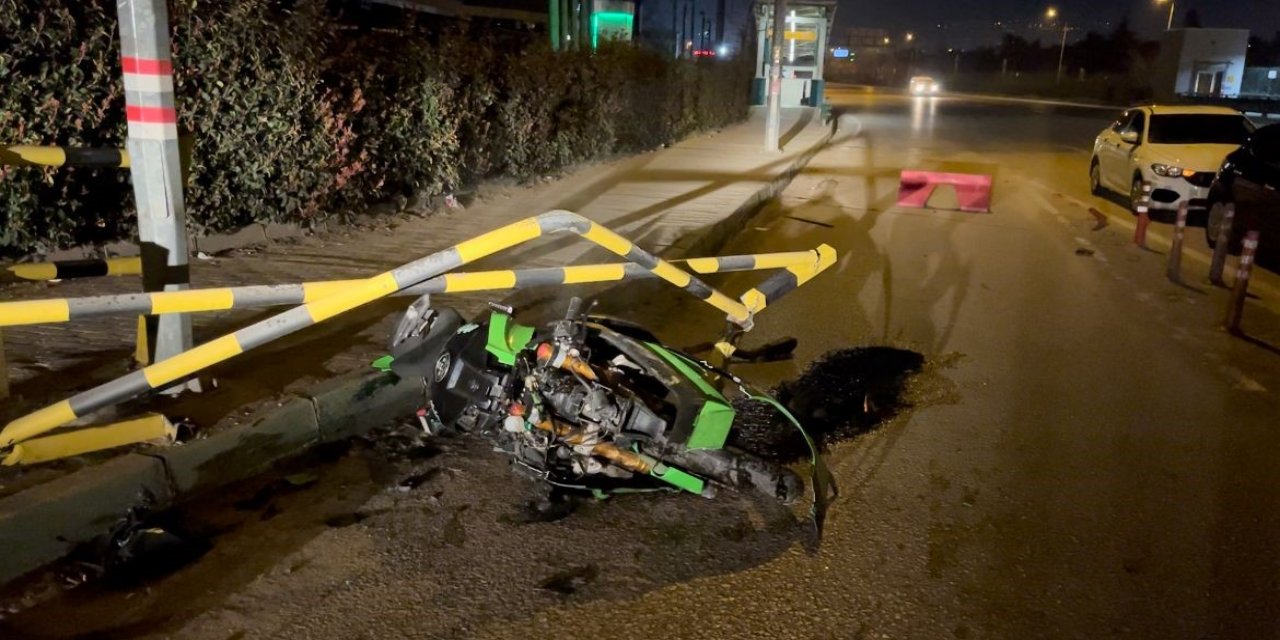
673;0;1280;53
839;0;1280;47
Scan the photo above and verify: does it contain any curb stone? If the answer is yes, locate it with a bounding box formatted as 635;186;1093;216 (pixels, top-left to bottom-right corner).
0;454;173;583
0;117;835;587
0;369;424;585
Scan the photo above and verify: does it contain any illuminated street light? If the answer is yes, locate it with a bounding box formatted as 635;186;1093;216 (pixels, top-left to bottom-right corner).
1155;0;1175;30
1045;6;1058;19
883;36;891;45
905;32;914;42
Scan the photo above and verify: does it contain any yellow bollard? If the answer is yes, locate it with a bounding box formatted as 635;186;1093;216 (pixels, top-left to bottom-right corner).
2;414;175;465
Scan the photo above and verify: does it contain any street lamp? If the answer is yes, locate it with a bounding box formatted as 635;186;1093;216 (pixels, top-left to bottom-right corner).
1156;0;1175;30
1046;7;1069;83
905;32;914;42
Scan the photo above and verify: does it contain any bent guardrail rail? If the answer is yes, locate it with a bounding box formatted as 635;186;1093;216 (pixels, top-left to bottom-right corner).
0;211;838;450
0;251;823;327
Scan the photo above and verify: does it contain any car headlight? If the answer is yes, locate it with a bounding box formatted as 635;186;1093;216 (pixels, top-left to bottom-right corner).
931;83;939;92
1150;163;1184;178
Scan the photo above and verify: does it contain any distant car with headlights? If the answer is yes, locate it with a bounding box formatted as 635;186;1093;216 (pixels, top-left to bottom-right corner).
909;76;939;95
1205;123;1280;268
1090;105;1255;214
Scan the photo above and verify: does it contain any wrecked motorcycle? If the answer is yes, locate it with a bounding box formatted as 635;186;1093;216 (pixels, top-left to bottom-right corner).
374;293;838;529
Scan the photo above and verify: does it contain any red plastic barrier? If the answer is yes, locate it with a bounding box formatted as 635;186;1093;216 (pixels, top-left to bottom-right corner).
897;170;992;213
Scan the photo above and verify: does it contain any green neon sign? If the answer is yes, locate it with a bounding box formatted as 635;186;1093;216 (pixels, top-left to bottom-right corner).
591;11;634;48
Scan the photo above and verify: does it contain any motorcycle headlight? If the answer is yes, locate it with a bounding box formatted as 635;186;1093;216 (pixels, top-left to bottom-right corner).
1150;163;1184;178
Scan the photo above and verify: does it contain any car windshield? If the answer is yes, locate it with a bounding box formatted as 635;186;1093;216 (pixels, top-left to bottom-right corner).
1147;114;1253;145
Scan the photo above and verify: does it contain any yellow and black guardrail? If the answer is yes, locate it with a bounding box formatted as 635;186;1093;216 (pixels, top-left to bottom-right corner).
1;139;191;284
0;211;837;459
0;251;821;327
6;257;142;282
0;144;130;169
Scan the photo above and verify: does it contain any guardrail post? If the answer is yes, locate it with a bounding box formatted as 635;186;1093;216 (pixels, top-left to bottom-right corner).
1209;203;1236;287
1166;201;1188;283
1225;230;1260;336
117;0;195;380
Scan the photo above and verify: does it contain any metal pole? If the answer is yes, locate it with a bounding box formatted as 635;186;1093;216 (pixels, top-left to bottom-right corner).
764;0;786;151
116;0;194;379
1167;0;1176;30
1056;24;1067;83
581;0;593;49
550;0;561;50
1209;203;1235;286
684;2;692;56
675;0;686;56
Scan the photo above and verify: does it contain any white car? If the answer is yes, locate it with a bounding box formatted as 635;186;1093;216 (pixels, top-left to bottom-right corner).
909;76;939;95
1090;105;1254;213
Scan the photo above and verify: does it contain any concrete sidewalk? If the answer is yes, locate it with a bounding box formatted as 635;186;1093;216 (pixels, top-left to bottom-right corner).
0;107;835;584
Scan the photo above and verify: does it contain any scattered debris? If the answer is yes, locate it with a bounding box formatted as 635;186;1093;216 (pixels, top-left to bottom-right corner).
1087;208;1109;231
63;513;209;589
1075;247;1095;257
283;472;320;488
538;564;599;595
442;506;468;546
443;194;462;210
396;468;442;491
785;215;835;228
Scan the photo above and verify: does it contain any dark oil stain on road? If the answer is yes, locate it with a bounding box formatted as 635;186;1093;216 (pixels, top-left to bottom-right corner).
731;346;927;462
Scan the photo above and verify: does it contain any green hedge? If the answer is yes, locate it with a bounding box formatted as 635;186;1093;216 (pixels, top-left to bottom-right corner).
0;0;752;257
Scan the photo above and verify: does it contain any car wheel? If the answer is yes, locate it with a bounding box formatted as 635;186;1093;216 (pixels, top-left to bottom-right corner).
1205;200;1227;248
1089;159;1103;196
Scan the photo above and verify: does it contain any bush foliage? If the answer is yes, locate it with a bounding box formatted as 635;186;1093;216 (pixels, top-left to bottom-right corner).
0;0;751;256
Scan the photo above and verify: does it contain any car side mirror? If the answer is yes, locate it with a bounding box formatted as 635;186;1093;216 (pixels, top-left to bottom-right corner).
1120;131;1140;145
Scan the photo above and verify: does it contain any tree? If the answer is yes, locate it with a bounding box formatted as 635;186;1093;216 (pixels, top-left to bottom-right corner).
1183;9;1202;29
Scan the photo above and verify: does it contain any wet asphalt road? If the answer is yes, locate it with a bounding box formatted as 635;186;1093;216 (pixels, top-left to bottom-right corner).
6;87;1280;639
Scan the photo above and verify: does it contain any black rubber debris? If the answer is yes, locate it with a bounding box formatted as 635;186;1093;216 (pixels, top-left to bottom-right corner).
731;346;925;462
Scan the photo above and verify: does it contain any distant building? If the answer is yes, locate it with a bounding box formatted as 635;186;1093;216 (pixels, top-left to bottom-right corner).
1241;67;1280;99
1153;28;1249;100
842;27;890;50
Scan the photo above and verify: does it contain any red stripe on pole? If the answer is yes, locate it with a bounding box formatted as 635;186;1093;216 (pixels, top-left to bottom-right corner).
121;56;173;75
125;105;177;124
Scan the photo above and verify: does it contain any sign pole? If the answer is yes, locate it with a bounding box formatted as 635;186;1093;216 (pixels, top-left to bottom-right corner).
764;0;786;151
116;0;195;385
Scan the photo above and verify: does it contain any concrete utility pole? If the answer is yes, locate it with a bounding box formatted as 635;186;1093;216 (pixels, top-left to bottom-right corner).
764;0;786;151
115;0;194;373
1056;22;1068;83
715;0;725;46
683;2;692;55
672;0;680;56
